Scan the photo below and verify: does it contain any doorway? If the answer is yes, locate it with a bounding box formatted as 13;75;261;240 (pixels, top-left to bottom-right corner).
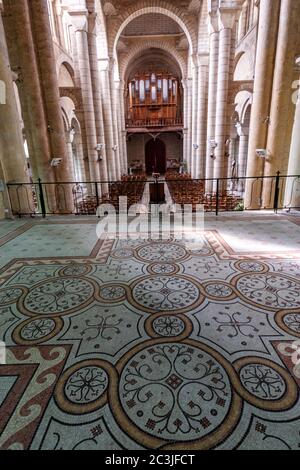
145;138;166;175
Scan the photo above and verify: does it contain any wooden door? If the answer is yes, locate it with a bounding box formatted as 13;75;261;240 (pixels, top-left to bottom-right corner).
145;138;166;174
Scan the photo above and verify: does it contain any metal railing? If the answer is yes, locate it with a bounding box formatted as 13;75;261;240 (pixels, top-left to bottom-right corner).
6;172;300;218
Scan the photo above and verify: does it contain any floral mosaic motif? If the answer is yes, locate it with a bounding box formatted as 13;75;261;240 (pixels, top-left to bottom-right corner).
238;262;266;273
20;318;56;341
112;248;134;259
9;266;57;285
65;366;108;404
97;261;142;280
0;288;23;305
205;283;233;298
239;364;286;400
236;274;300;309
149;263;178;275
132;276;200;312
119;343;232;441
152;316;185;337
60;264;91;277
275;261;300;278
136;243;187;262
80;314;123;342
186;259;232;279
283;314;300;334
24;278;94;314
188;245;213;257
99;285;126;300
0;307;15;331
213;311;259;339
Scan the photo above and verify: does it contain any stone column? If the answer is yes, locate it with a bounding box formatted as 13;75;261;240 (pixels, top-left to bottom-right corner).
182;79;188;165
205;10;219;191
69;9;100;182
0;13;29;184
2;0;54;183
99;59;116;181
65;129;77;180
195;56;209;179
261;0;300;207
0;9;31;216
236;122;249;192
0;155;11;219
186;77;193;173
237;0;248;42
227;136;237;179
284;64;300;208
191;55;199;178
29;0;73;184
110;72;121;180
116;80;127;175
244;0;281;209
87;14;109;189
213;7;239;183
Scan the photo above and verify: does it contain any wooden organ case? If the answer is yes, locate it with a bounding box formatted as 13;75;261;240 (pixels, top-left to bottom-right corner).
126;71;182;128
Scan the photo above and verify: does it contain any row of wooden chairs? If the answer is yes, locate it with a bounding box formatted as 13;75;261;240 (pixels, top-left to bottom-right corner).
121;174;147;182
167;179;243;212
109;181;146;208
165;172;192;180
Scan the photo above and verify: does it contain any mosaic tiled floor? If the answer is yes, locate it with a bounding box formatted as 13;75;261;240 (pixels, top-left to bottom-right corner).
0;215;300;450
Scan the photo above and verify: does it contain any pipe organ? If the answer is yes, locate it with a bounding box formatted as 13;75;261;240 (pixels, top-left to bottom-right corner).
126;71;182;127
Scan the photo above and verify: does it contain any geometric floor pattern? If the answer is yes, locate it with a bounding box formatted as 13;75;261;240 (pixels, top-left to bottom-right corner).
0;214;300;450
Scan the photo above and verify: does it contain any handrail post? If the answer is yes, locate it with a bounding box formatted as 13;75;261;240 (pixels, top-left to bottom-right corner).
273;171;280;214
38;178;46;218
216;179;219;216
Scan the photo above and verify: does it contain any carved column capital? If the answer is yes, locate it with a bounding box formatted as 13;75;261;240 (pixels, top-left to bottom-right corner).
68;10;89;32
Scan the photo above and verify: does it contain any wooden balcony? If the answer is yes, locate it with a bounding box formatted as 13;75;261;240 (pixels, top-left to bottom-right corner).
125;117;183;133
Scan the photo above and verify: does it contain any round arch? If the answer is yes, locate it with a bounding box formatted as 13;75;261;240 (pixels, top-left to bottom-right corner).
119;41;187;81
56;55;75;78
110;4;196;56
241;98;252;125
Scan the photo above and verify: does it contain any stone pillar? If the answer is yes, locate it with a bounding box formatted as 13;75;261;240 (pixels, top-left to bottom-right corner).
205;10;219;191
0;154;11;219
65;129;77;180
116;80;127;176
237;0;248;42
261;0;300;207
0;9;31;216
87;14;109;188
195;56;209;179
2;0;54;183
236;122;249;192
186;77;193;173
0;13;29;184
182;79;188;165
214;8;239;183
29;0;73;184
227;136;237;179
69;9;100;182
119;81;128;175
110;72;121;180
191;55;199;178
99;59;116;181
284;65;300;208
244;0;281;209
